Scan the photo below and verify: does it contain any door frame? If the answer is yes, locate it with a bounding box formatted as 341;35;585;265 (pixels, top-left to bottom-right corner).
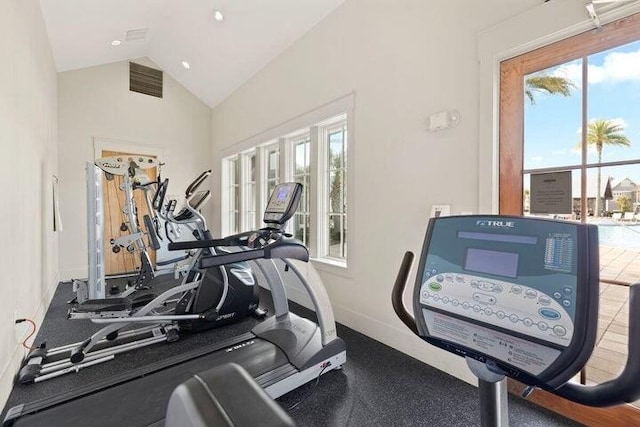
495;11;640;426
93;138;165;274
477;1;640;214
499;12;640;214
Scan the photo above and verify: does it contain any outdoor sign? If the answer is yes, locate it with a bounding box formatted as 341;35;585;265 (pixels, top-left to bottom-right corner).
530;171;572;214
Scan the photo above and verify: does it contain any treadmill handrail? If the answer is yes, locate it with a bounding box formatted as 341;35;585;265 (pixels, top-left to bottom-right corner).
198;235;309;269
167;229;275;251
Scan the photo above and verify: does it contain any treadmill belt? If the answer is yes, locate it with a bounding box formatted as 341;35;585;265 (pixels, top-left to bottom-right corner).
10;339;290;427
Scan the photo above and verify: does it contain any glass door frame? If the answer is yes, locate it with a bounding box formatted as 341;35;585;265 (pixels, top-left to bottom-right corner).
499;12;640;425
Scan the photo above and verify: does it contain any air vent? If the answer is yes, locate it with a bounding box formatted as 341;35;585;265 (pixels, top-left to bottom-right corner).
126;28;148;41
129;62;163;98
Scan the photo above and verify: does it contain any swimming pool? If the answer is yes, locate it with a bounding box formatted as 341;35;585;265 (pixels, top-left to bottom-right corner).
597;224;640;248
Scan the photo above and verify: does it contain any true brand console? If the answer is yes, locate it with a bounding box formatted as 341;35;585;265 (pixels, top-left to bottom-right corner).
414;216;599;389
392;215;640;424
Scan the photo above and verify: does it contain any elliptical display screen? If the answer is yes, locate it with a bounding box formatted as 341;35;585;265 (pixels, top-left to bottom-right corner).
464;248;519;279
413;216;598;384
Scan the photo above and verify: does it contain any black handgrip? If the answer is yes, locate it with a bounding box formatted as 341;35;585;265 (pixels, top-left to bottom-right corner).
152;178;169;211
168;238;230;251
185;170;212;197
167;230;267;252
165;221;174;243
391;252;418;335
200;249;266;269
157;254;190;266
143;215;161;250
551;283;640;406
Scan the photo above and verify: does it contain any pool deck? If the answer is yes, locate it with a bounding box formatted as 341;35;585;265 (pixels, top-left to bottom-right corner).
585;245;636;397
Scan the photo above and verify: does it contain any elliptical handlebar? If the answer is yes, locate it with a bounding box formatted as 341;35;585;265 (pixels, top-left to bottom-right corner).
152;178;169;212
391;251;418;335
185;170;212;198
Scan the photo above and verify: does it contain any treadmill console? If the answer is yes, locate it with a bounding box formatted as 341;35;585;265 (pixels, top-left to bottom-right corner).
263;182;303;225
413;215;599;388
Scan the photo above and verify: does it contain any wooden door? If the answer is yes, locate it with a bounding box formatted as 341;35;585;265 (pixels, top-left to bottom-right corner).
101;150;157;275
499;13;640;425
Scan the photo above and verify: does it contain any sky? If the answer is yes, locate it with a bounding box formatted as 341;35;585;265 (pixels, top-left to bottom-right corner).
524;39;640;192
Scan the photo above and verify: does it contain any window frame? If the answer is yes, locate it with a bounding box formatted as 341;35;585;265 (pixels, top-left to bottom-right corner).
241;150;257;231
318;117;348;262
219;95;353;272
222;155;240;235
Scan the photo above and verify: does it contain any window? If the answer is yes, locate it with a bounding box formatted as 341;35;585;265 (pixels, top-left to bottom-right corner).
227;157;240;234
325;124;347;259
243;151;257;231
292;135;311;247
498;14;640;416
222;111;350;266
264;144;280;207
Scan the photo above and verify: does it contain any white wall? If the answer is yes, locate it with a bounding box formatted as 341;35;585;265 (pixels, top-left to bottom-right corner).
209;0;544;384
58;59;213;279
0;0;58;408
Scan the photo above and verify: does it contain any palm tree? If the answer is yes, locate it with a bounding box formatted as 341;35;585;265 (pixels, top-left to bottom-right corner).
581;119;631;217
525;75;574;105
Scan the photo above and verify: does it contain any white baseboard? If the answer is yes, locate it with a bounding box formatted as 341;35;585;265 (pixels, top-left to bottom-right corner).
0;279;59;411
284;283;477;387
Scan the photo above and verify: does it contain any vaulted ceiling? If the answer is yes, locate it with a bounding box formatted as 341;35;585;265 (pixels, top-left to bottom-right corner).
40;0;346;108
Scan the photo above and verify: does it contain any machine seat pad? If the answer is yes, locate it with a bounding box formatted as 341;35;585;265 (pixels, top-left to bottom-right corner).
165;362;296;427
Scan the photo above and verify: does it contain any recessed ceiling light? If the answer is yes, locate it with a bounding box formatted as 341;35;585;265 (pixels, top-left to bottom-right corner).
182;61;191;70
214;10;224;22
110;40;122;46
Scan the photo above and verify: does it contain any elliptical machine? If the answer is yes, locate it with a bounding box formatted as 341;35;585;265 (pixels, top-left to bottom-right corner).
17;173;262;384
392;215;640;425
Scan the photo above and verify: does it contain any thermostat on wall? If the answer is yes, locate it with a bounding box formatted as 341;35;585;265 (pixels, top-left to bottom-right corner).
427;110;460;132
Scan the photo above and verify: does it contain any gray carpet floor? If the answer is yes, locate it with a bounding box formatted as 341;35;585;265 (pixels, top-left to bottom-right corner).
1;278;581;426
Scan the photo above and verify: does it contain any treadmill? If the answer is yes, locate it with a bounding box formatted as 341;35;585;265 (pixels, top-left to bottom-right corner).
3;182;346;427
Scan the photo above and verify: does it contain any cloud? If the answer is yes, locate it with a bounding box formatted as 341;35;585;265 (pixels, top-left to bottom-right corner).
551;48;640;85
530;156;544;163
608;117;628;128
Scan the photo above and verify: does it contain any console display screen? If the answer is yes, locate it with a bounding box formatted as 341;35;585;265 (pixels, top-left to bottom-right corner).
266;183;294;213
464;248;519;278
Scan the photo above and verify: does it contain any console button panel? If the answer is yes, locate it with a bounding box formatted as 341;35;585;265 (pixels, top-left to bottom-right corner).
420;272;573;346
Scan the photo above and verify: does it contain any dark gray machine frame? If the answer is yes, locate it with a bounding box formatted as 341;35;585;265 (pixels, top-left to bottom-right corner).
392;215;640;426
